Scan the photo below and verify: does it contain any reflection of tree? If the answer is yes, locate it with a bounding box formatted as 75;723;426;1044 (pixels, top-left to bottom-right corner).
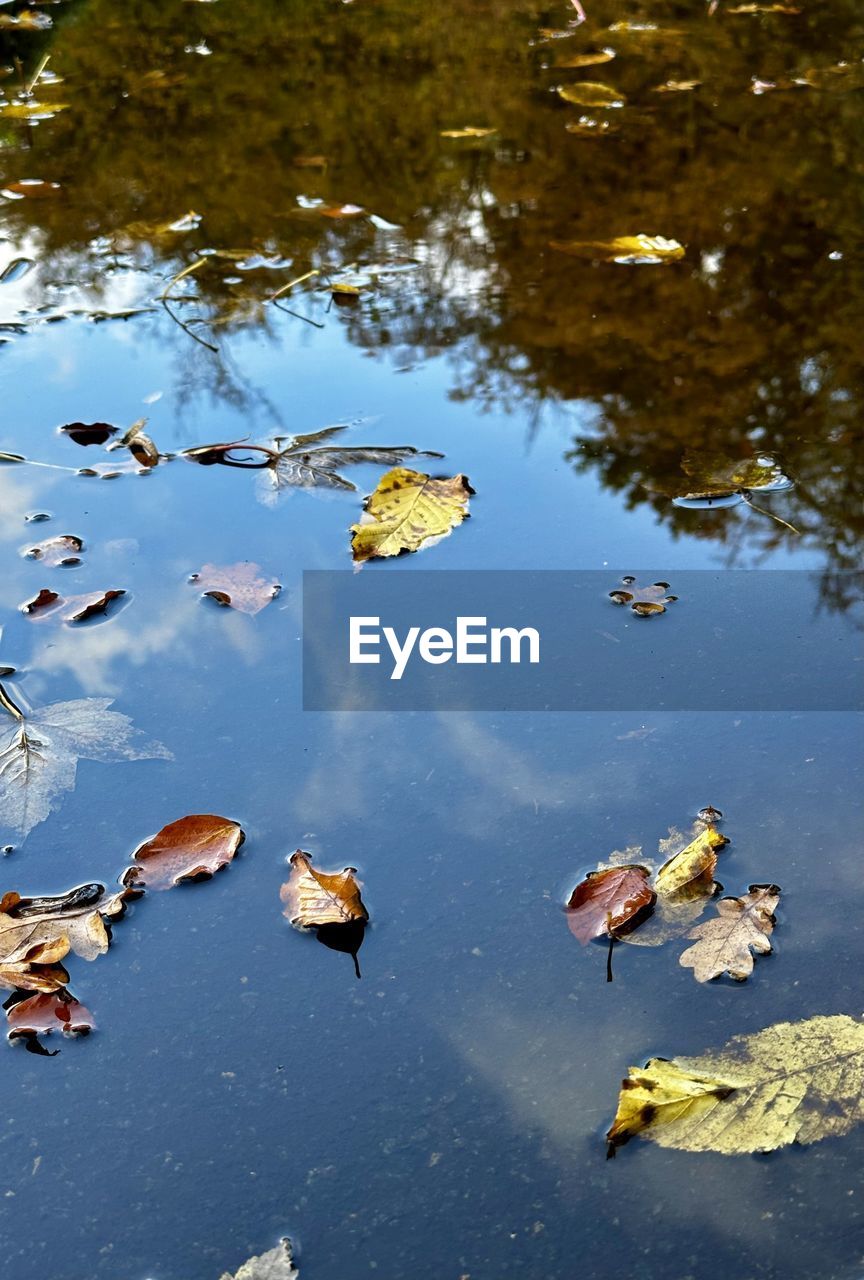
1;0;862;581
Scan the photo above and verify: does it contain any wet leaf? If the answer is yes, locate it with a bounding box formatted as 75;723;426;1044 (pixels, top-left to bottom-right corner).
21;588;127;624
0;881;133;991
0;179;61;198
727;3;801;11
608;576;678;616
6;990;95;1038
565;865;656;944
679;884;780;982
654;79;702;93
189;563;281;615
219;1237;299;1280
0;12;52;29
655;826;728;897
259;427;439;501
554;49;616;68
675;451;793;501
281;851;369;927
21;535;84;567
351;467;474;562
551;235;685;264
0;102;66;122
107;418;160;467
123;814;245;891
0;690;172;838
557;81;625;108
565;117;619;136
606;1014;864;1155
440;126;497;138
59;422;118;447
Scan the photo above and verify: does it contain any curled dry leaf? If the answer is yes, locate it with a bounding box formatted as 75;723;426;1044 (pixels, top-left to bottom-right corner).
7;990;95;1039
21;535;84;567
219;1237;299;1280
551;235;685;264
606;1015;864;1156
190;563;281;615
281;851;369;928
565;864;656;944
20;588;127;624
59;422;118;447
124;814;245;890
655;826;728;897
608;576;678;616
351;467;474;562
0;881;133;991
557;81;625;107
679;884;780;982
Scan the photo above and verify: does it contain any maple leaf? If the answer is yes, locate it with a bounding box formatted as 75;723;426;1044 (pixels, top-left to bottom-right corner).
0;684;172;839
123;814;245;890
679;884;780;982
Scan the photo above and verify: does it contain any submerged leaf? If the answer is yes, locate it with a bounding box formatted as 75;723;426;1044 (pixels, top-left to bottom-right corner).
551;235;685;263
565;865;656;944
21;535;84;567
351;467;474;562
189;563;281;615
608;576;678;616
260;430;437;502
124;815;245;890
607;1015;864;1155
557;81;625;107
0;692;172;838
21;588;127;624
218;1237;299;1280
679;884;780;982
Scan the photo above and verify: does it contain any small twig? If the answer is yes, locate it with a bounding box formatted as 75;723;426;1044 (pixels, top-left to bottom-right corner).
268;268;320;303
271;300;326;329
606;933;615;983
160;296;219;353
570;0;587;22
159;256;207;301
26;53;50;96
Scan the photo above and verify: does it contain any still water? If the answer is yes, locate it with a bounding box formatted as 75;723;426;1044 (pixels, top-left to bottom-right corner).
1;1;862;1277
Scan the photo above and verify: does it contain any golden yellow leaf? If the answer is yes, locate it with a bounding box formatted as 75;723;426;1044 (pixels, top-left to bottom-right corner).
655;826;728;897
557;82;625;108
555;49;616;69
607;1015;864;1155
440;126;497;138
350;467;474;562
679;884;780;981
550;235;685;263
281;851;368;928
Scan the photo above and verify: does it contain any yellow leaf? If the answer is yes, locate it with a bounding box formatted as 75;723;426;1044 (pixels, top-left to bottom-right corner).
655;826;728;897
557;82;625;107
350;467;474;562
550;234;685;263
607;1015;864;1155
440;126;497;138
555;49;616;69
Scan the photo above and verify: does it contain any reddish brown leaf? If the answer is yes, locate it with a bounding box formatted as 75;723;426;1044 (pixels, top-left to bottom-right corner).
190;563;281;615
1;180;61;199
123;814;245;890
281;851;369;927
22;535;84;567
7;990;95;1038
566;865;656;944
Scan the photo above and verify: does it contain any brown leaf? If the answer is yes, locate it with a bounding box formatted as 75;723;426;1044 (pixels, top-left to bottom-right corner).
7;990;95;1038
22;535;84;567
124;814;245;890
1;180;61;199
608;576;678;616
190;563;281;615
59;423;118;447
20;589;127;624
281;851;369;928
565;865;656;944
0;881;132;993
679;884;781;982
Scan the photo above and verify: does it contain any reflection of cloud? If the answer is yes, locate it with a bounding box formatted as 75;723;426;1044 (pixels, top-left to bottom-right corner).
0;469;48;547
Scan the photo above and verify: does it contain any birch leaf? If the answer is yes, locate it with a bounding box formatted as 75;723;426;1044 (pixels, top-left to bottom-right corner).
219;1238;298;1280
679;884;780;982
607;1015;864;1155
351;467;474;562
0;692;172;838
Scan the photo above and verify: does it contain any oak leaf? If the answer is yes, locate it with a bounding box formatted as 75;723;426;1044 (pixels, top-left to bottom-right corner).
679;884;780;982
607;1015;864;1155
565;865;655;944
351;467;474;562
190;563;281;615
123;815;245;890
7;990;95;1039
608;576;678;616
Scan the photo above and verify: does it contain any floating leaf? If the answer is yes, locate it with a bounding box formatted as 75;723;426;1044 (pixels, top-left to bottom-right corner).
557;81;625;107
608;576;678;616
679;884;780;982
0;688;172;838
655;826;728;897
727;3;801;11
675;451;793;501
565;116;619;136
551;235;685;263
59;422;118;447
606;1014;864;1155
565;865;656;945
0;12;52;28
123;815;245;891
351;467;474;562
281;851;369;928
654;79;701;93
555;49;616;68
0;257;34;284
0;881;133;993
6;990;94;1039
189;563;281;615
21;588;127;624
107;417;160;467
21;535;84;567
1;179;61;198
218;1238;299;1280
440;126;497;138
0;103;66;122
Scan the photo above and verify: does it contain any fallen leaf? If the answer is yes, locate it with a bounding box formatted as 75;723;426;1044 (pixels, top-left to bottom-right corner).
21;535;84;567
7;990;95;1038
59;422;118;446
107;418;160;468
189;563;281;615
557;81;625;107
440;126;497;138
219;1238;299;1280
281;851;369;928
727;3;801;11
674;451;793;502
554;49;616;68
551;235;685;263
608;576;678;616
655;826;728;897
123;814;245;890
679;884;780;982
0;12;52;28
351;467;474;562
607;1014;864;1155
0;688;172;838
0;257;34;284
654;79;702;92
21;588;127;624
565;865;656;944
0;103;66;123
1;178;61;198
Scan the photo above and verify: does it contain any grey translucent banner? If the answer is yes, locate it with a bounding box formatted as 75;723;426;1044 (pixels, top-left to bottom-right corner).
302;570;863;711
